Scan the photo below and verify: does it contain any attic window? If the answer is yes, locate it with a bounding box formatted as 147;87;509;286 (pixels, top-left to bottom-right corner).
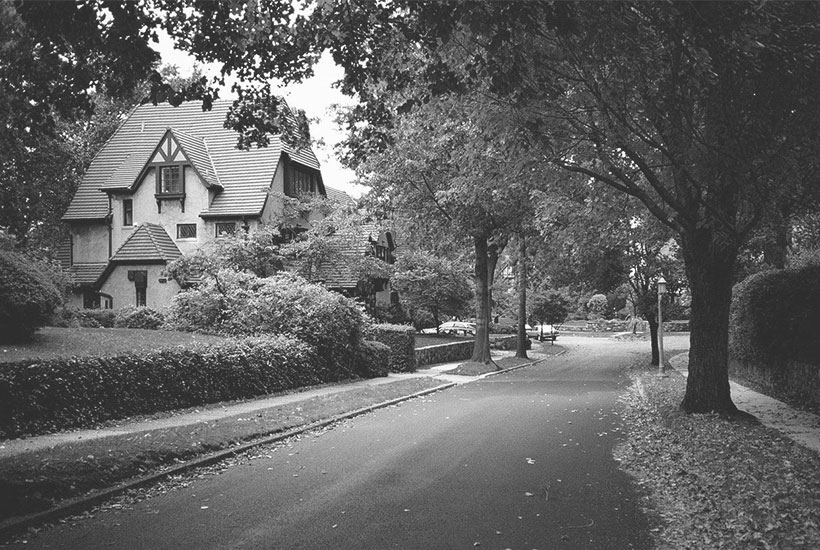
157;165;184;196
287;165;318;196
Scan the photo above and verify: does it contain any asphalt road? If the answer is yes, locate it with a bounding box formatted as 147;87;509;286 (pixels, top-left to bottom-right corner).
9;336;689;550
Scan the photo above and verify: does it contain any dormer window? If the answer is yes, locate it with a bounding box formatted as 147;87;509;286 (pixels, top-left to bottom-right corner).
286;164;319;197
158;165;184;196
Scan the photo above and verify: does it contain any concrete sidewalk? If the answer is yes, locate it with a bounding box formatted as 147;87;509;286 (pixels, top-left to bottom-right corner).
669;353;820;453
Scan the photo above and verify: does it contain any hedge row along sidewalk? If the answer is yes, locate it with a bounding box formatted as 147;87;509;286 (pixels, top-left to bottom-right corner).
0;376;448;536
0;352;551;542
617;354;820;549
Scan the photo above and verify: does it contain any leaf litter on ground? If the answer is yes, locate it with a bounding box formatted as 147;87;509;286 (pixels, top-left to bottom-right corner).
616;358;820;549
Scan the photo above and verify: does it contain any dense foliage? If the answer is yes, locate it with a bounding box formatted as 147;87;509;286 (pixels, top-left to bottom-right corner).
166;269;368;375
0;250;63;343
391;251;473;331
113;306;166;330
0;336;326;439
730;266;820;367
357;340;390;378
367;323;417;373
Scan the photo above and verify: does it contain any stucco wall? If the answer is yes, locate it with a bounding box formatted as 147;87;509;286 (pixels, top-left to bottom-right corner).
99;264;181;310
111;166;210;255
70;224;109;263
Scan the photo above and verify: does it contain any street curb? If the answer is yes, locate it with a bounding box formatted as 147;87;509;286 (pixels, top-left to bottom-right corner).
0;381;456;540
478;353;561;379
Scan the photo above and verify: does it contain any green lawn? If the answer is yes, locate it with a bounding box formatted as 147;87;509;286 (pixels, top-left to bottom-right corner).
0;327;231;364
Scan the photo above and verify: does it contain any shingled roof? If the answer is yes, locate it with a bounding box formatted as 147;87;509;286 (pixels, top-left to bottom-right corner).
314;224;393;289
63;99;321;221
66;263;108;286
110;223;182;263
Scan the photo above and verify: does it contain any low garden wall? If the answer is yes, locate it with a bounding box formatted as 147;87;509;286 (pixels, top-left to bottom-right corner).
414;335;524;366
416;341;474;366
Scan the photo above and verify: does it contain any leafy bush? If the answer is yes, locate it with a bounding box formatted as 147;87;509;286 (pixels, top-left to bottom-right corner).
0;250;63;343
78;308;118;328
358;340;390;377
368;323;416;372
489;323;516;334
0;336;339;439
730;265;820;366
114;306;165;329
490;335;531;351
167;270;367;376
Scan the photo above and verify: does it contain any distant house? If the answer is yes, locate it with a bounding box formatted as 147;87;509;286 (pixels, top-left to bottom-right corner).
59;99;355;310
312;224;398;314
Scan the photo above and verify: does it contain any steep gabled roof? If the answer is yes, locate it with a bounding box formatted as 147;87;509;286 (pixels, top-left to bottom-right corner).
314;224;393;289
63;99;321;221
110;223;182;263
172;129;221;188
325;186;356;206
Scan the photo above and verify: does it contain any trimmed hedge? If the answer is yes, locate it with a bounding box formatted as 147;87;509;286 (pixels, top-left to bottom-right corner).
730;265;820;366
729;265;820;410
358;340;391;377
0;336;356;439
368;323;416;372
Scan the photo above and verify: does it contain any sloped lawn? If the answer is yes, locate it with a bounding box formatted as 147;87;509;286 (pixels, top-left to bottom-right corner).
0;327;231;364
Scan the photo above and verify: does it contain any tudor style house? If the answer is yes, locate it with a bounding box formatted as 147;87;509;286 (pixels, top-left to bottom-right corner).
59;98;361;310
313;223;398;313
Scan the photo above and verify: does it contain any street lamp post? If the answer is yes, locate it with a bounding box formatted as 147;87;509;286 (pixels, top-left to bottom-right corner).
657;276;667;376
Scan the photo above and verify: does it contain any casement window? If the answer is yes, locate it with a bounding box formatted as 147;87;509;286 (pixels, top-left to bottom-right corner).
373;244;394;264
215;222;236;238
128;270;148;307
123;199;133;226
136;287;146;307
177;223;197;239
158;165;183;195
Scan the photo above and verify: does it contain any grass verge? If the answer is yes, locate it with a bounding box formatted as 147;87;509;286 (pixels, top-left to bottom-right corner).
616;362;820;549
443;344;566;376
0;376;444;524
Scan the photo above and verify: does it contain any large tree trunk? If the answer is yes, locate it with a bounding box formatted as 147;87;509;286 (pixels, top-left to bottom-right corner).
647;315;659;366
679;229;740;415
516;233;528;359
471;234;495;365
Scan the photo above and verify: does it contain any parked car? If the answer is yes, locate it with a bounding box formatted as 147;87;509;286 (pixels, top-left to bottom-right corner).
527;324;559;341
435;321;476;336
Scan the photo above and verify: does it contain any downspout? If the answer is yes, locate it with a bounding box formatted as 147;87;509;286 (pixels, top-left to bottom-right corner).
107;196;113;258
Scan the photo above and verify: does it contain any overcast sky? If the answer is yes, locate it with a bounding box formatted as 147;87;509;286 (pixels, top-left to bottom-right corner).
155;32;367;198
